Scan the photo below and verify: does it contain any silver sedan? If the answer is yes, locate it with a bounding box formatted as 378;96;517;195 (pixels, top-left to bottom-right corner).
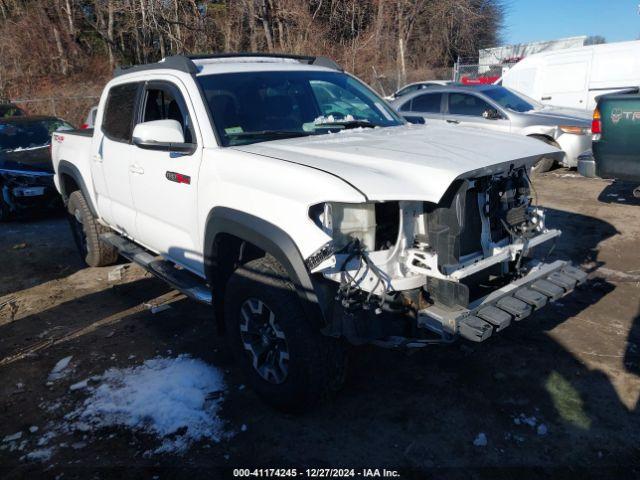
391;84;592;173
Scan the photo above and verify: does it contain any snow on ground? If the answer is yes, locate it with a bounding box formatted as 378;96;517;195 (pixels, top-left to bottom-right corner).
64;355;231;454
47;356;73;382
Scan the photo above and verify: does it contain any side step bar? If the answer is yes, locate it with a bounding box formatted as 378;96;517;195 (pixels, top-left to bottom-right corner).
418;261;587;343
101;233;212;305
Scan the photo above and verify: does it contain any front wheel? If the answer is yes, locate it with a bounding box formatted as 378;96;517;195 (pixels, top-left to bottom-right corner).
67;190;118;267
224;255;347;412
529;135;558;176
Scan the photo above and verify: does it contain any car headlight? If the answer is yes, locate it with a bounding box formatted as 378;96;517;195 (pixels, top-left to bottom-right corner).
559;125;590;135
310;202;377;251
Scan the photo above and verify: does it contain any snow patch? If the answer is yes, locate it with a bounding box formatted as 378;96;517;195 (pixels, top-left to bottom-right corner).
23;448;52;462
65;355;230;454
473;433;487;447
48;356;73;382
3;431;22;442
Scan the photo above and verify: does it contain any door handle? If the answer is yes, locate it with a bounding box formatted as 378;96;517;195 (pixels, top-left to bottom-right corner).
129;164;144;175
541;96;552;101
446;119;460;124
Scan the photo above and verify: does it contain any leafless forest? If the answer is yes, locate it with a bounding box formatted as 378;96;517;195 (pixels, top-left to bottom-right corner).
0;0;504;123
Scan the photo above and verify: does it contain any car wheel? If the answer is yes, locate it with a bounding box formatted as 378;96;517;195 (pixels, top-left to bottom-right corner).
224;255;347;412
66;190;118;267
529;135;558;176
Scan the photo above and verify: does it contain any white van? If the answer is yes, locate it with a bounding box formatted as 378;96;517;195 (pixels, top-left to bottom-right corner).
501;40;640;112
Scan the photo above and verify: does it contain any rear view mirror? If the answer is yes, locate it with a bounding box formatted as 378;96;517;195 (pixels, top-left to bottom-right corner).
132;120;195;154
482;108;501;120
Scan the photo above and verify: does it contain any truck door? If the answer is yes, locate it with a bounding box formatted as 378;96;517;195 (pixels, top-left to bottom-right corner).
444;92;511;133
93;82;142;238
539;53;591;110
129;80;203;274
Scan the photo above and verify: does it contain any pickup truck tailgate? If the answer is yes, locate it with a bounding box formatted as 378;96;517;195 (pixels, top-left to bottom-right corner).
593;94;640;182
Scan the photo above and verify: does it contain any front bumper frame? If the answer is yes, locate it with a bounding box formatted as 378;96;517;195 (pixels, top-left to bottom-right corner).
418;260;587;342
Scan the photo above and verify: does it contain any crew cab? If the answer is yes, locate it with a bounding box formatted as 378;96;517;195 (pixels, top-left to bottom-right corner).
51;54;586;411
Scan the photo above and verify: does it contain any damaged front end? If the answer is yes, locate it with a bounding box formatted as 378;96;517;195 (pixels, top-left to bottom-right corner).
307;165;585;347
0;169;60;219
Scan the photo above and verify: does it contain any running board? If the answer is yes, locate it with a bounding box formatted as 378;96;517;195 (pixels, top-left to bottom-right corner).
100;233;212;305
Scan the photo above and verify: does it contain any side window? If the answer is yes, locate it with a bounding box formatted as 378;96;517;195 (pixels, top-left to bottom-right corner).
411;93;442;113
102;83;139;143
399;100;412;111
448;93;492;116
141;84;194;143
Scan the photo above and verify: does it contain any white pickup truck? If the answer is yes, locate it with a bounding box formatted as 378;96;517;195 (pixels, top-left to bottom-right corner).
51;54;586;411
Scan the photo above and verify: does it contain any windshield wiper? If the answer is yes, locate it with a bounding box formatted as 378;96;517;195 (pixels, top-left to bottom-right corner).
227;130;311;139
315;119;377;129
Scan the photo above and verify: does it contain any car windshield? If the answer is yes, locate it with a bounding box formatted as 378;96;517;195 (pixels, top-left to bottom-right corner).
481;86;536;113
197;70;404;146
0;119;73;152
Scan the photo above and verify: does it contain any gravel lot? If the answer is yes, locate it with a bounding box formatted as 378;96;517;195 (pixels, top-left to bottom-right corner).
0;170;639;478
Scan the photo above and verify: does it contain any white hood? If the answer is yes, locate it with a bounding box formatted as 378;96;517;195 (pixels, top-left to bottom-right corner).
233;124;562;203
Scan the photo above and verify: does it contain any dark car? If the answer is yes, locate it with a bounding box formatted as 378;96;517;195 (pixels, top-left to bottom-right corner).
0;116;73;220
579;92;640;197
0;103;26;118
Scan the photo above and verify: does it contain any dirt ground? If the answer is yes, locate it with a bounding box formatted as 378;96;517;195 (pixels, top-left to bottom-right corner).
0;170;639;478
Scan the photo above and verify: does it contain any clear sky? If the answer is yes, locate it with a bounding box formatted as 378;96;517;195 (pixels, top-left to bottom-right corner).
504;0;640;45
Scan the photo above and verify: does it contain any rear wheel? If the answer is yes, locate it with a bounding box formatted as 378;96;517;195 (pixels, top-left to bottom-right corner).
67;190;118;267
224;255;347;412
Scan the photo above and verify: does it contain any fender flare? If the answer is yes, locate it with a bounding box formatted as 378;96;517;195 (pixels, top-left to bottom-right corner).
57;160;98;217
204;207;327;327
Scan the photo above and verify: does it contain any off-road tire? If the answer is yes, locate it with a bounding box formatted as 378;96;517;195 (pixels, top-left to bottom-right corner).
67;190;118;267
529;135;558;176
224;255;347;412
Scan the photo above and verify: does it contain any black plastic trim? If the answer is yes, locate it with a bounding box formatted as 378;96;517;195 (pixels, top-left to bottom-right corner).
204;207;327;327
56;160;98;216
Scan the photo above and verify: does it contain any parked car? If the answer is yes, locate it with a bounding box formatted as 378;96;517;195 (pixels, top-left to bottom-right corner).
385;80;452;101
392;84;592;174
0;116;73;220
51;54;585;411
578;92;640;197
80;106;98;129
501;40;640;112
0;103;26;118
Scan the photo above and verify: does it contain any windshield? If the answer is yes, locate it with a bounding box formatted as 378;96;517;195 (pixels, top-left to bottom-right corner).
197;70;404;146
482;86;536;113
0;119;73;152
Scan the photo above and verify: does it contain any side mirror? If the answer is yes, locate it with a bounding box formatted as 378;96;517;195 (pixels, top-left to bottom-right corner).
482;108;501;120
132;120;195;154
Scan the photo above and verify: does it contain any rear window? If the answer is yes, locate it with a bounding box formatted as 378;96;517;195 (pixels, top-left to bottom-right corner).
102;83;139;143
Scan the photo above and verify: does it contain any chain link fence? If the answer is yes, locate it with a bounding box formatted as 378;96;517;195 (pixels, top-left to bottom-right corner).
10;95;100;126
453;58;518;84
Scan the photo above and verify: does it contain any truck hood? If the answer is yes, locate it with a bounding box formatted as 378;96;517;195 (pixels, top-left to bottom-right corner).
233;124;562;203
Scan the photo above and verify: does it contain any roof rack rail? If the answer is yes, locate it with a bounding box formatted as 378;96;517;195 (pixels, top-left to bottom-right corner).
114;52;342;77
